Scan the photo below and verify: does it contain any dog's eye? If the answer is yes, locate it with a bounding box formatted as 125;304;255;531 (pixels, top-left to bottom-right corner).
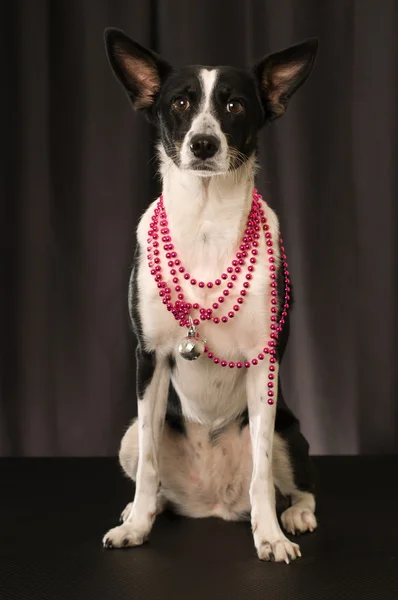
226;100;244;114
172;97;190;112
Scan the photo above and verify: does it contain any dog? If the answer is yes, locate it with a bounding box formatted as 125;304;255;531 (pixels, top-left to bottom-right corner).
102;28;318;563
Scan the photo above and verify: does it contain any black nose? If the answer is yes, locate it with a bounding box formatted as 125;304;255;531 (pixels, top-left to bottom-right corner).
190;135;220;160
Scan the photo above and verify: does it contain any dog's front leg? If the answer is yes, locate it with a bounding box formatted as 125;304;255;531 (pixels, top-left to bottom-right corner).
103;349;169;548
247;359;301;563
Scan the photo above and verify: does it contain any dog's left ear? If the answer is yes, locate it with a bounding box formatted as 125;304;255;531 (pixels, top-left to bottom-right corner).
104;28;172;117
253;38;318;120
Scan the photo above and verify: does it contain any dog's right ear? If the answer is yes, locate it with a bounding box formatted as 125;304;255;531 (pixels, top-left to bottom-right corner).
104;28;172;116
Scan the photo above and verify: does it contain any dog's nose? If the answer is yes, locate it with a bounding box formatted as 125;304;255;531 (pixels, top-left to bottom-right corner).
190;135;220;160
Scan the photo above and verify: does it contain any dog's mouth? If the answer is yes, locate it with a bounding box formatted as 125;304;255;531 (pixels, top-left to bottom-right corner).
184;159;228;177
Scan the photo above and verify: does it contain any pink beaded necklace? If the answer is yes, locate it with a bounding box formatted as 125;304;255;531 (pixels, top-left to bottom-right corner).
146;189;291;405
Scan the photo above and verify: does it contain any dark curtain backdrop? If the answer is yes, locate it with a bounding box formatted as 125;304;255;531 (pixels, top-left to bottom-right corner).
1;0;397;456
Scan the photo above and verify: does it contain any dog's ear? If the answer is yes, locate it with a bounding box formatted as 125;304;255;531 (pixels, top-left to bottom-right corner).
253;38;318;120
104;28;172;116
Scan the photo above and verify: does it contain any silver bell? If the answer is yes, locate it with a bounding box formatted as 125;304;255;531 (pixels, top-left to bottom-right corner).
178;321;205;361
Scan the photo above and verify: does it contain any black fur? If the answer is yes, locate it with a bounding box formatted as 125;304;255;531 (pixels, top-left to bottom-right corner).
136;347;156;400
128;255;157;400
165;379;186;435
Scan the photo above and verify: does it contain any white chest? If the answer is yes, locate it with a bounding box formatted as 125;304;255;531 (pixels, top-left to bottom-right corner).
133;174;281;424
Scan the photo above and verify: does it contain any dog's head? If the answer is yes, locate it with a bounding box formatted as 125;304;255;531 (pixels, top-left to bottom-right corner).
104;29;318;176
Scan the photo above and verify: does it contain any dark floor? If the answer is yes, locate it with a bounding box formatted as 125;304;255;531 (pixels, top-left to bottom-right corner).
1;457;397;600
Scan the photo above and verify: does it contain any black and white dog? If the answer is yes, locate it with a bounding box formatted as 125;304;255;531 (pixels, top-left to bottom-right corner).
103;28;318;563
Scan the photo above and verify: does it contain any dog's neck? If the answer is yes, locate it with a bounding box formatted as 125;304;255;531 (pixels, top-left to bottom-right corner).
159;145;256;225
156;146;257;276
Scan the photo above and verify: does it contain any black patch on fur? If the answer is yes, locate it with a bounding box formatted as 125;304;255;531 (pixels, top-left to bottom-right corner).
128;249;144;343
209;426;226;445
275;378;316;494
136;347;156;399
168;354;176;372
238;409;249;431
165;378;186;435
128;250;157;400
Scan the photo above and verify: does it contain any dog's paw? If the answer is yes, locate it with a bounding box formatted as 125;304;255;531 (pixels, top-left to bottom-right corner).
120;502;133;523
281;506;317;536
102;522;150;549
255;536;301;563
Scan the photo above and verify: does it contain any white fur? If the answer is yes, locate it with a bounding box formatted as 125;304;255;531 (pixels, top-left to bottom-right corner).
179;69;230;174
118;419;315;527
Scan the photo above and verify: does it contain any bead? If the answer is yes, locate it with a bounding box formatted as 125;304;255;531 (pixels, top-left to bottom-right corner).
218;297;225;303
213;303;219;310
221;316;228;323
207;282;213;288
215;279;222;285
267;399;274;405
190;279;197;285
193;303;199;309
193;319;200;326
221;360;227;367
228;362;235;368
258;354;264;360
223;290;229;296
208;352;214;359
213;317;220;324
233;305;239;311
198;282;205;288
184;273;190;280
228;312;234;318
237;297;244;304
236;362;243;368
252;359;258;365
227;282;234;289
213;357;220;364
244;361;251;368
221;273;228;280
